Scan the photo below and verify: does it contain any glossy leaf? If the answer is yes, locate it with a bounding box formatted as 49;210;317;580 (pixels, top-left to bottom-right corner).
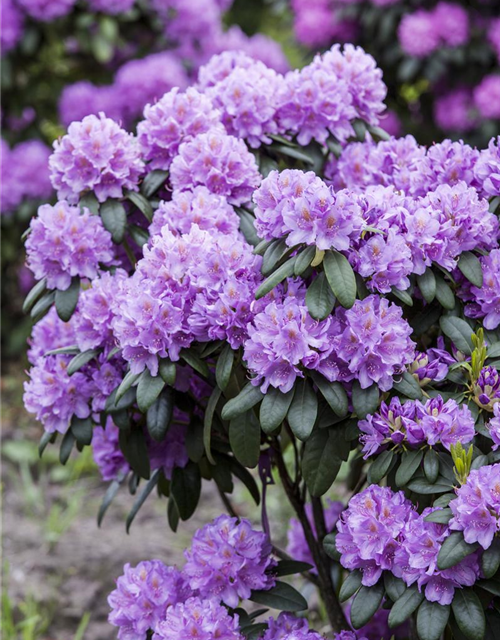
323;250;356;309
287;378;318;441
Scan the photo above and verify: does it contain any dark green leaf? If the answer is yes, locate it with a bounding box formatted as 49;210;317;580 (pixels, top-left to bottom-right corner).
388;585;424;628
186;419;204;463
115;370;141;404
126;469;160;532
79;192;99;215
424;508;452;524
351;583;385;629
384;574;406;603
137;369;166;413
310;372;348;418
433;493;456;508
100;199;127;243
71;417;93;446
222;384;264;421
440;317;473;356
106;386;136;412
229;410;261;468
482;538;500;579
159;359;176;386
287;378;318;441
306;272;336;320
167;496;179;532
204;387;221;465
424;449;440;483
417;600;450;640
294;245;316;276
255;256;297;300
250;581;307;611
407;476;454;495
236;207;260;246
260;387;295;434
487;342;500;359
39;431;56;457
458;252;483;288
181;349;210;378
417;269;436;303
393;372;423;399
44;345;79;356
323;250;356;309
241;624;268;640
147;389;174;441
438;532;479;570
55;277;80;322
391;286;413;306
97;476;124;527
451;588;485;640
227;456;260;505
67;348;100;375
339;570;362;603
262;239;288;276
216;345;234;391
121;429;150;479
253;238;273;256
59;429;75;465
323;532;341;561
23;277;47;314
477;579;500;597
141;170;169;198
171;462;201;521
271;143;314;164
368;449;394;484
302;428;341;496
128;224;149;247
352;382;379;419
273;560;313;577
126;190;153;222
396;449;424;487
435;274;455;310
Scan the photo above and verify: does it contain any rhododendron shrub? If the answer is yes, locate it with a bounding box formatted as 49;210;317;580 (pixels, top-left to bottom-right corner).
23;46;500;640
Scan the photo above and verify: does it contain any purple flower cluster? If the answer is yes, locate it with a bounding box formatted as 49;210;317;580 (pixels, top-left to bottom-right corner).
287;500;344;571
87;0;135;14
398;3;469;58
92;418;130;482
108;560;190;640
112;224;262;375
449;464;500;549
292;0;358;49
489;19;500;65
1;0;23;52
487;404;500;451
473;75;500;121
197;51;260;90
474;136;500;197
395;508;480;605
410;340;455;384
138;88;223;171
25;200;115;290
170;129;261;205
359;396;476;458
473;366;500;411
262;613;323;640
16;0;76;21
253;169;363;250
183;514;276;608
49;113;144;203
58;82;123;128
461;249;500;330
336;485;413;586
153;597;243;640
434;89;477;133
149;187;239;238
27;307;76;364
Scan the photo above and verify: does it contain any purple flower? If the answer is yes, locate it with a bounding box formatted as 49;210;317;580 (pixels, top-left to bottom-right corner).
434;3;469;47
58;81;122;128
262;612;323;639
410;340;455;384
17;0;76;21
138;87;223;171
108;560;190;640
488;18;500;64
87;0;135;13
216;26;290;75
147;418;189;480
473;366;500;411
434;89;477;133
1;0;23;52
114;52;189;124
92;417;130;481
474;75;500;121
205;58;284;148
170;130;261;206
395;508;480;605
25;200;115;290
336;485;414;586
359;397;417;458
398;11;440;58
462;249;500;330
27;307;76;365
334;295;416;391
335;633;367;640
287;500;344;571
149;187;240;238
449;464;500;549
49;113;144;204
153;597;243;640
487;404;500;450
183;515;276;608
197;51;261;90
474;136;500;197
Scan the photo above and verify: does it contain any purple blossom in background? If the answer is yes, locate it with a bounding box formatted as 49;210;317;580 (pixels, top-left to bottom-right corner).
49;113;144;203
183;514;276;608
462;249;500;329
108;560;190;640
138;87;223;172
473;366;500;411
292;0;358;49
395;508;480;605
170;130;261;205
58;82;122;128
398;11;440;58
434;89;477;133
434;3;469;47
1;0;24;52
17;0;77;21
262;612;323;639
149;187;240;238
488;18;500;64
474;136;500;197
153;597;243;640
217;27;290;75
474;75;500;120
334;295;415;391
287;500;344;571
244;281;340;393
92;417;130;481
25;200;115;290
27;307;76;365
113;52;189;124
86;0;135;14
336;485;414;586
205;58;284;148
487;404;500;450
449;463;500;549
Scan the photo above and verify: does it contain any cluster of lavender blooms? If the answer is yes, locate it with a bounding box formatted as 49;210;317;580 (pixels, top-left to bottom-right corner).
108;515;276;640
0;139;52;215
472;366;500;411
359;396;476;458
